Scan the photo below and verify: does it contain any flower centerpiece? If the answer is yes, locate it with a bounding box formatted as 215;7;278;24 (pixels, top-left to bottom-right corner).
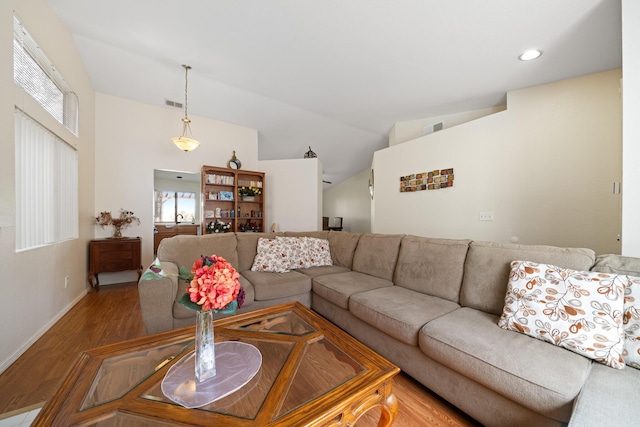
178;255;245;382
95;209;140;238
239;220;260;232
238;186;261;201
207;219;231;234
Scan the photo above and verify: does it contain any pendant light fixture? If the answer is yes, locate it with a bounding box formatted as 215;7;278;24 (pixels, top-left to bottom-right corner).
172;64;201;152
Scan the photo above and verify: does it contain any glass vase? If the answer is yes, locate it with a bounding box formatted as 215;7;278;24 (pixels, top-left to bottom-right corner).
112;225;122;238
195;309;216;382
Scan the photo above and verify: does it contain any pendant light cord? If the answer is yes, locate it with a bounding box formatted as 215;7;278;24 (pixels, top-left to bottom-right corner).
182;64;191;120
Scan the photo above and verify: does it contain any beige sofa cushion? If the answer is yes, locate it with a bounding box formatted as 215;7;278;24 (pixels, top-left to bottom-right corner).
328;231;361;268
569;362;640;427
296;265;350;279
312;271;393;309
350;286;459;346
241;270;311;301
394;236;471;303
284;230;329;239
460;241;596;316
420;307;591;422
158;233;239;272
352;233;404;281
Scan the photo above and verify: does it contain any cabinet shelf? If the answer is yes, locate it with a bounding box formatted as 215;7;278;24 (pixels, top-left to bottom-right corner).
201;165;265;233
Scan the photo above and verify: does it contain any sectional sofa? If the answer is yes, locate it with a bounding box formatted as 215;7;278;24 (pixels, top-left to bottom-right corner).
138;231;640;427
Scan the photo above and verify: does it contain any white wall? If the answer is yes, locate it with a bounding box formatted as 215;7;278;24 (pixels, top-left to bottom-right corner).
622;0;640;256
260;158;323;231
373;69;622;255
389;106;506;146
323;168;372;233
95;93;323;284
0;0;95;373
94;93;258;281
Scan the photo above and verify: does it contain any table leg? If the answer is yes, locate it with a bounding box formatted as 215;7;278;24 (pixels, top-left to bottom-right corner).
377;392;398;427
87;272;99;293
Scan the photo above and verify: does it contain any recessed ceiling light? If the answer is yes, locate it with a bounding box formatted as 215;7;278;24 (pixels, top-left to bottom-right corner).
518;49;543;61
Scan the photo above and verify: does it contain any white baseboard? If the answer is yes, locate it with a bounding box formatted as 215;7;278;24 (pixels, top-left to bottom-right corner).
0;290;88;375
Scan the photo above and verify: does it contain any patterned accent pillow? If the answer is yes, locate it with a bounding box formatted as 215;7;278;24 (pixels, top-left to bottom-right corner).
274;237;307;269
274;237;333;269
250;238;294;273
498;260;626;369
623;277;640;369
303;237;332;267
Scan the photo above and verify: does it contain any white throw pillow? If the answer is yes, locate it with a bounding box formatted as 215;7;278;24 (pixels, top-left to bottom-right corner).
250;238;293;273
498;260;626;369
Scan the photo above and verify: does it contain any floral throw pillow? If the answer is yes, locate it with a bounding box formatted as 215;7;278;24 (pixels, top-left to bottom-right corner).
303;237;332;267
274;237;333;269
275;237;307;269
498;260;626;369
250;238;294;273
623;277;640;369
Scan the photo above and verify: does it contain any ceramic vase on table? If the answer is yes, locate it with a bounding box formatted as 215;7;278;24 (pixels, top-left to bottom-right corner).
195;309;216;382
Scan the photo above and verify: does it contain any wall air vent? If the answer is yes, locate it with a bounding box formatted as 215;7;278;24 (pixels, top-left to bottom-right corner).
423;121;445;135
165;99;183;109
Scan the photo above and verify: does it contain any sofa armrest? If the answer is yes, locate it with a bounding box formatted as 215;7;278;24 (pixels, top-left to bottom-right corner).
138;261;180;334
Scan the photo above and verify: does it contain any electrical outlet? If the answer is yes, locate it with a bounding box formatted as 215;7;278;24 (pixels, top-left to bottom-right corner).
64;276;69;288
479;212;494;221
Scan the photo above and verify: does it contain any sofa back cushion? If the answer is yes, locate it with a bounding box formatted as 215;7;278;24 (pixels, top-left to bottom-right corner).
460;241;596;315
394;236;471;303
328;231;362;268
352;233;404;281
157;233;239;272
236;232;282;272
284;231;329;239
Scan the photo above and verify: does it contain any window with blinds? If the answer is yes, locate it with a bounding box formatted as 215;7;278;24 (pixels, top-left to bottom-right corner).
15;110;78;251
13;15;79;251
13;15;78;136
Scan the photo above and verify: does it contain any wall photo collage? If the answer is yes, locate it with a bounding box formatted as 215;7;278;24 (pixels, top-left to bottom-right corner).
400;168;454;192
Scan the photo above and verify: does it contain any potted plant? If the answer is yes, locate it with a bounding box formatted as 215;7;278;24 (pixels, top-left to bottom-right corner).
206;219;231;234
95;209;140;238
237;186;261;201
239;220;260;232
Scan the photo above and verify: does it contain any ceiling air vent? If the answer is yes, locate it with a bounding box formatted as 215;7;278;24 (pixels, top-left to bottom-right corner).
423;121;445;135
165;99;183;109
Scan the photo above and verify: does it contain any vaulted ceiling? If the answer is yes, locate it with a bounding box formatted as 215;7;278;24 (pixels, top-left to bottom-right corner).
48;0;622;187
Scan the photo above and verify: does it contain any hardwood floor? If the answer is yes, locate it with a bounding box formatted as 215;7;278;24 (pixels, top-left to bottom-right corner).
0;282;480;426
0;282;147;415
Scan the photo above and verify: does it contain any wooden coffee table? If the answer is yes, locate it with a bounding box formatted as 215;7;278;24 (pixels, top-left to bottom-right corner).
34;302;400;426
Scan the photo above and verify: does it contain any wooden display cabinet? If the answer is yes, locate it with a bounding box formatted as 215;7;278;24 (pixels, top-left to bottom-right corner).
201;165;265;233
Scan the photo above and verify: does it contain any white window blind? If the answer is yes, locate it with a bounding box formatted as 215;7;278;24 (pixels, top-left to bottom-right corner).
13;15;78;136
15;109;78;251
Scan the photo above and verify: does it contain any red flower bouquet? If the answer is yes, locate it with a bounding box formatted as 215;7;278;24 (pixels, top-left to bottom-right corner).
179;255;245;313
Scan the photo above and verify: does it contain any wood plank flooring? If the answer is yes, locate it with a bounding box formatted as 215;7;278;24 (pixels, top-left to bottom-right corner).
0;282;480;426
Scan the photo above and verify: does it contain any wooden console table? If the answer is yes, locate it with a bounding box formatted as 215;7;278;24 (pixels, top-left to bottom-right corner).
87;238;142;292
